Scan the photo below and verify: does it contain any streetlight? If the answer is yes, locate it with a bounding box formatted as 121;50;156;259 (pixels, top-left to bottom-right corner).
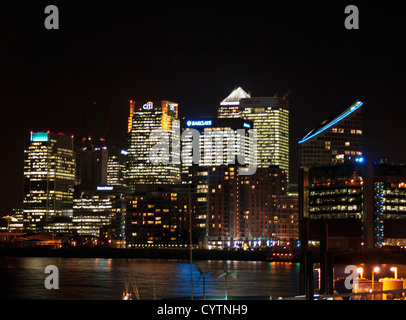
357;267;364;279
390;267;398;279
372;266;380;299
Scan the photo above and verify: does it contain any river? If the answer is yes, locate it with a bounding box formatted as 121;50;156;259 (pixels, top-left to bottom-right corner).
0;257;301;300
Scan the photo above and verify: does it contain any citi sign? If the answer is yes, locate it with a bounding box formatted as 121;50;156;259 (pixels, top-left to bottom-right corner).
143;101;154;110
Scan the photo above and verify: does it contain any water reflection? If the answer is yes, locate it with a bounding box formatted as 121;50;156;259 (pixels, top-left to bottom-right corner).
0;257;301;300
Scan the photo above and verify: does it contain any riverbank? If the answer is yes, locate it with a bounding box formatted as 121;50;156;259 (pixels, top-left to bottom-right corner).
0;246;297;262
3;246;406;265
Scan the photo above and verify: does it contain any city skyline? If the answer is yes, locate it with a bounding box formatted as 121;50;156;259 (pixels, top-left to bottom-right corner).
1;0;405;216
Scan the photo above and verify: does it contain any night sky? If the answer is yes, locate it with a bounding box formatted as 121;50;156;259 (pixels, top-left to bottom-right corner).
0;0;405;215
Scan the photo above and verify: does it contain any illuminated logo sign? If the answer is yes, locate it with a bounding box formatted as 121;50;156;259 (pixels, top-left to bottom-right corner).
143;101;154;110
186;120;212;127
243;122;251;128
30;132;49;142
97;186;114;191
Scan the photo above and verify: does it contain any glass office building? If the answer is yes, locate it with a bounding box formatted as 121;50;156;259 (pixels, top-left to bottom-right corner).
23;132;75;232
239;97;290;182
126;100;181;188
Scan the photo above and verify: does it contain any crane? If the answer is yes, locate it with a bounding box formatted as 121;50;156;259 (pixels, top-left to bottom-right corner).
100;105;113;146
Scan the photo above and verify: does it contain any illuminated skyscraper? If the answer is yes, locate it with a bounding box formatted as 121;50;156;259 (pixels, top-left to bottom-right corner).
218;87;251;119
126;100;181;188
181;118;255;173
23;132;75;232
239;97;290;181
299;100;363;168
107;147;127;186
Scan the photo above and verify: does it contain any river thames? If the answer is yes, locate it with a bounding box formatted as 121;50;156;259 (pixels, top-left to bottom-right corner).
0;257;301;300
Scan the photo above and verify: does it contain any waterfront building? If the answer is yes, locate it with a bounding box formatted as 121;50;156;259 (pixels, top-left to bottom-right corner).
188;165;286;249
217;87;251;119
275;194;299;247
300;160;406;250
126;100;181;188
371;162;406;247
126;184;194;248
23;132;75;232
303;161;365;250
299;100;363;168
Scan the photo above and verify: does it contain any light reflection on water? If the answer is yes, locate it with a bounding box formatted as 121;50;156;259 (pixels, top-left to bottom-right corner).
0;257;301;300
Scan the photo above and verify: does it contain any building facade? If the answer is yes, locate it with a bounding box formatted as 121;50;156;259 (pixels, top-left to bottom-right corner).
126;100;181;188
217;87;251;119
299;100;363;168
23;132;76;232
72;185;130;238
300;160;406;250
239;96;290;182
126;184;194;248
189;165;287;249
181;118;256;178
274;194;299;247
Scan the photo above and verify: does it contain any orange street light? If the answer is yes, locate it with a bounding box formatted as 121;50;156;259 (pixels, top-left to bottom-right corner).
357;267;364;279
390;267;398;279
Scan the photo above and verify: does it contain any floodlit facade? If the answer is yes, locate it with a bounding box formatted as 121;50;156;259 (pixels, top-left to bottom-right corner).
72;185;130;237
299;100;363;168
240;97;290;182
218;87;251;119
126;185;194;247
180;118;256;177
23;132;75;232
107;147;127;186
126;100;181;188
189;165;287;249
300;160;406;250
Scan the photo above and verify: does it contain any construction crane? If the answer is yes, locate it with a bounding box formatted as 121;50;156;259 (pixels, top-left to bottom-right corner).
100;105;113;146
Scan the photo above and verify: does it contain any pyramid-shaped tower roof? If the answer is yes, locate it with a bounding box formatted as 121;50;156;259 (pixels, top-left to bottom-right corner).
222;87;251;102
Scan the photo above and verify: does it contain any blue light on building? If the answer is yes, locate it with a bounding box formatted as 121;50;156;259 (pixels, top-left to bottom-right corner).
186;120;213;127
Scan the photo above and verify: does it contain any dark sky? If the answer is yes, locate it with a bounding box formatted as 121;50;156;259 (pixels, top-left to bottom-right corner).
0;0;405;215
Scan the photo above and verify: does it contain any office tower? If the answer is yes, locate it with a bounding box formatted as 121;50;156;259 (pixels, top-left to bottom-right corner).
107;147;127;186
23;132;75;232
217;89;290;181
218;87;251;119
239;96;290;182
181;118;255;177
72;185;130;238
126;100;181;188
75;146;108;187
299;100;363;168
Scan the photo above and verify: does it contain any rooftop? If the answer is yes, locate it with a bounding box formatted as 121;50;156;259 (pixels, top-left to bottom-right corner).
298;100;363;144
